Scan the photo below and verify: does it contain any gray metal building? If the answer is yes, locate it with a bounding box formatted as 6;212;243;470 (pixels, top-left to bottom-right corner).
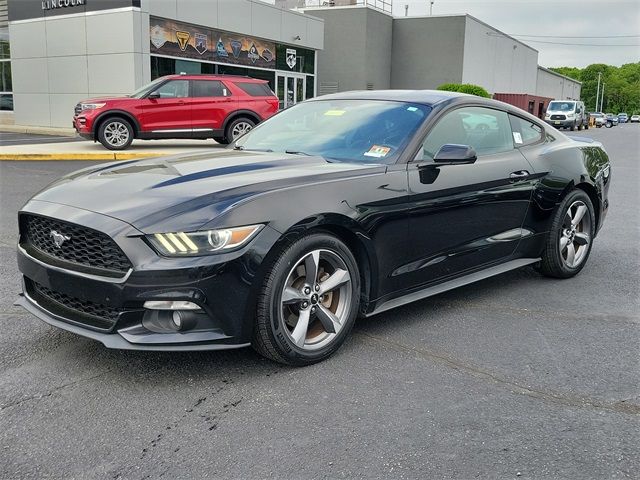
5;0;324;128
301;4;581;102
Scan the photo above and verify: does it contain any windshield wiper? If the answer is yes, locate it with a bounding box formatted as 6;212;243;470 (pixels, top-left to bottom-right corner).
285;150;311;156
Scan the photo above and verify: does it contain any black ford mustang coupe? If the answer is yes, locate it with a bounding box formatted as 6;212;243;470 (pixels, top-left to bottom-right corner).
16;91;611;365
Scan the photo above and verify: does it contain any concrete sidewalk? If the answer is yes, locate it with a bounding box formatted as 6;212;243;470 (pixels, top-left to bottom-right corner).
0;137;226;160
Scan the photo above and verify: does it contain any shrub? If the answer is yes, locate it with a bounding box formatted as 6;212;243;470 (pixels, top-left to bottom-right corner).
436;83;491;98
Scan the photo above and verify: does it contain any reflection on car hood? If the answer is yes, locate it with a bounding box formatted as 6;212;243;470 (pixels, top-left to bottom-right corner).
32;150;379;232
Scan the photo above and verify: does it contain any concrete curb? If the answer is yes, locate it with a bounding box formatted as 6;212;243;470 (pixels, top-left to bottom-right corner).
0;125;78;137
0;153;165;161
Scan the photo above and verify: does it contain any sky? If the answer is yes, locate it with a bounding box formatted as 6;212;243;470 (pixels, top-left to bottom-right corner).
269;0;640;68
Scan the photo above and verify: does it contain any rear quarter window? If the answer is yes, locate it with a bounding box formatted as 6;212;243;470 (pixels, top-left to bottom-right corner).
235;82;273;97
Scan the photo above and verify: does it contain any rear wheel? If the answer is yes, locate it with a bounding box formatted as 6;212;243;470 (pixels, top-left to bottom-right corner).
225;117;255;144
253;233;360;366
539;189;595;279
98;117;134;150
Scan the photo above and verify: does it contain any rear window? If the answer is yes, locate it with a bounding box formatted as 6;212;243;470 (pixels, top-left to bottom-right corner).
235;82;273;97
192;80;228;97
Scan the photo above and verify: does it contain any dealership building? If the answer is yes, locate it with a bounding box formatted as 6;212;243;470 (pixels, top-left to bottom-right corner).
2;0;581;129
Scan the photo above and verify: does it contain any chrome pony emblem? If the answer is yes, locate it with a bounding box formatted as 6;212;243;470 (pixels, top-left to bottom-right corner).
50;230;71;248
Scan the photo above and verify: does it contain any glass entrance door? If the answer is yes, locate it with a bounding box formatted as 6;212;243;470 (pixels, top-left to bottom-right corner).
277;73;306;110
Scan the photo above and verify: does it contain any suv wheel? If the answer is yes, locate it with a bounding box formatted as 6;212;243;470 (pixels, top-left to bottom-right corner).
225;117;255;144
98;117;134;150
253;233;360;366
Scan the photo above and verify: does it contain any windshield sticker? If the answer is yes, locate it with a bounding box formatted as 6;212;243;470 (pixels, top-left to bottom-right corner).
407;106;418;112
513;132;523;144
364;145;391;158
324;110;346;116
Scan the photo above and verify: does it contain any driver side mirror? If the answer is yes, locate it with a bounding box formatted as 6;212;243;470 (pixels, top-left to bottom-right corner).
433;144;477;165
147;91;160;99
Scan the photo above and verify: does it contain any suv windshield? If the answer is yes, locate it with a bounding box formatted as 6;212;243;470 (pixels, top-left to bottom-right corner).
129;77;167;99
234;99;431;164
548;101;576;112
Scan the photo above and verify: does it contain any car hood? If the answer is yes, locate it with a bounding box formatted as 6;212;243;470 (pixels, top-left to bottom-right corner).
31;150;382;233
79;96;137;104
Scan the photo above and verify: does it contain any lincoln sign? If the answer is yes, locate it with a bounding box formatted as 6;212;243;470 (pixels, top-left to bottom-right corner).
42;0;86;10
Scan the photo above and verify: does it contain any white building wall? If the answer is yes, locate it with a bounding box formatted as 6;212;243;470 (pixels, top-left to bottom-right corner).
461;16;538;95
9;8;147;127
536;67;581;100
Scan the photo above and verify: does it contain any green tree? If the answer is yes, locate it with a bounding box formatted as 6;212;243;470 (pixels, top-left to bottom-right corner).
436;83;491;98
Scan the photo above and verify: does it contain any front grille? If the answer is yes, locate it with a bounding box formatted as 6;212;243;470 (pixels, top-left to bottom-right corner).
550;114;566;120
74;104;82;115
22;214;132;274
31;281;121;331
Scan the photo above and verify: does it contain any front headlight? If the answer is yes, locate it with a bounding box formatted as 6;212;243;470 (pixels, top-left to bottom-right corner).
148;224;264;256
80;103;106;111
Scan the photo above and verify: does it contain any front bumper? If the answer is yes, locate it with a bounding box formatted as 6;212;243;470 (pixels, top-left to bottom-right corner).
545;118;576;128
16;200;280;351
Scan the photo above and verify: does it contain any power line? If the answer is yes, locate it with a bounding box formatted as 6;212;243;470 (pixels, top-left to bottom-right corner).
510;34;640;38
521;39;640;46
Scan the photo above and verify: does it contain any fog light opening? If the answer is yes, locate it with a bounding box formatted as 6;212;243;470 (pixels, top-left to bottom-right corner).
171;311;183;331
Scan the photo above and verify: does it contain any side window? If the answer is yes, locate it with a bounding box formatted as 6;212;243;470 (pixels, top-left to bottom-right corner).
417;106;514;161
155;80;189;98
235;82;273;97
510;115;544;146
192;80;227;98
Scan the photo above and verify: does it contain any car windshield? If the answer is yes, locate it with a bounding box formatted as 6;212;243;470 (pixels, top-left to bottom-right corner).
548;101;576;111
129;77;166;99
234;99;432;164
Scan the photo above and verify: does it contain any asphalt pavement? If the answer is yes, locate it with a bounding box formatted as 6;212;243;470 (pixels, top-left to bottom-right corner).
0;132;82;146
0;124;638;479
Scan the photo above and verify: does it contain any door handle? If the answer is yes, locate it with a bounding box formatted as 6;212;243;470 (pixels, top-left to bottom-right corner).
509;170;530;181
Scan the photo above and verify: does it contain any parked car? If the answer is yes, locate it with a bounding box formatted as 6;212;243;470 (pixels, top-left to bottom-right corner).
618;113;629;123
17;91;611;365
73;74;279;150
630;114;640;123
590;112;608;128
605;113;619;126
544;100;588;131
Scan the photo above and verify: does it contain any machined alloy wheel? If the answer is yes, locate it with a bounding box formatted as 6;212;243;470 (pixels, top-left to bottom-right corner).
98;117;134;150
539;189;595;279
104;121;130;147
280;249;352;350
231;120;254;140
253;233;360;366
559;200;591;268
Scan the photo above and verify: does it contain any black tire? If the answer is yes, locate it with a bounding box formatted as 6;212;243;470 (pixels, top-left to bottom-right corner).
539;189;596;279
213;136;228;145
253;232;361;366
224;117;256;144
570;123;575;131
97;117;134;150
578;122;583;131
584;122;589;130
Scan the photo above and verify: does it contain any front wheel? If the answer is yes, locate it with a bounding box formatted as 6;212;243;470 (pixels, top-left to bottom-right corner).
97;117;134;150
539;189;595;279
253;233;361;366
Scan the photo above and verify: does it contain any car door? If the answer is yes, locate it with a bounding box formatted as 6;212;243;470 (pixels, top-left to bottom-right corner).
139;79;191;133
403;105;535;288
190;79;237;135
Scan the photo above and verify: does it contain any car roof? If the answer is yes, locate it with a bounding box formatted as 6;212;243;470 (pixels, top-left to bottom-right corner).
309;89;469;107
164;74;266;83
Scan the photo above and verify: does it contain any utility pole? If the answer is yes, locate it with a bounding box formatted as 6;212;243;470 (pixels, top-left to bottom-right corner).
595;72;602;112
430;1;434;15
601;83;605;112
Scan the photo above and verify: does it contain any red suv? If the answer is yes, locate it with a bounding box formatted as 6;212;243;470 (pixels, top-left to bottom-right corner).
73;74;279;150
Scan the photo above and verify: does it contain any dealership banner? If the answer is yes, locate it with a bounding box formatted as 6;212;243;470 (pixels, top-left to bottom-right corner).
150;17;276;69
